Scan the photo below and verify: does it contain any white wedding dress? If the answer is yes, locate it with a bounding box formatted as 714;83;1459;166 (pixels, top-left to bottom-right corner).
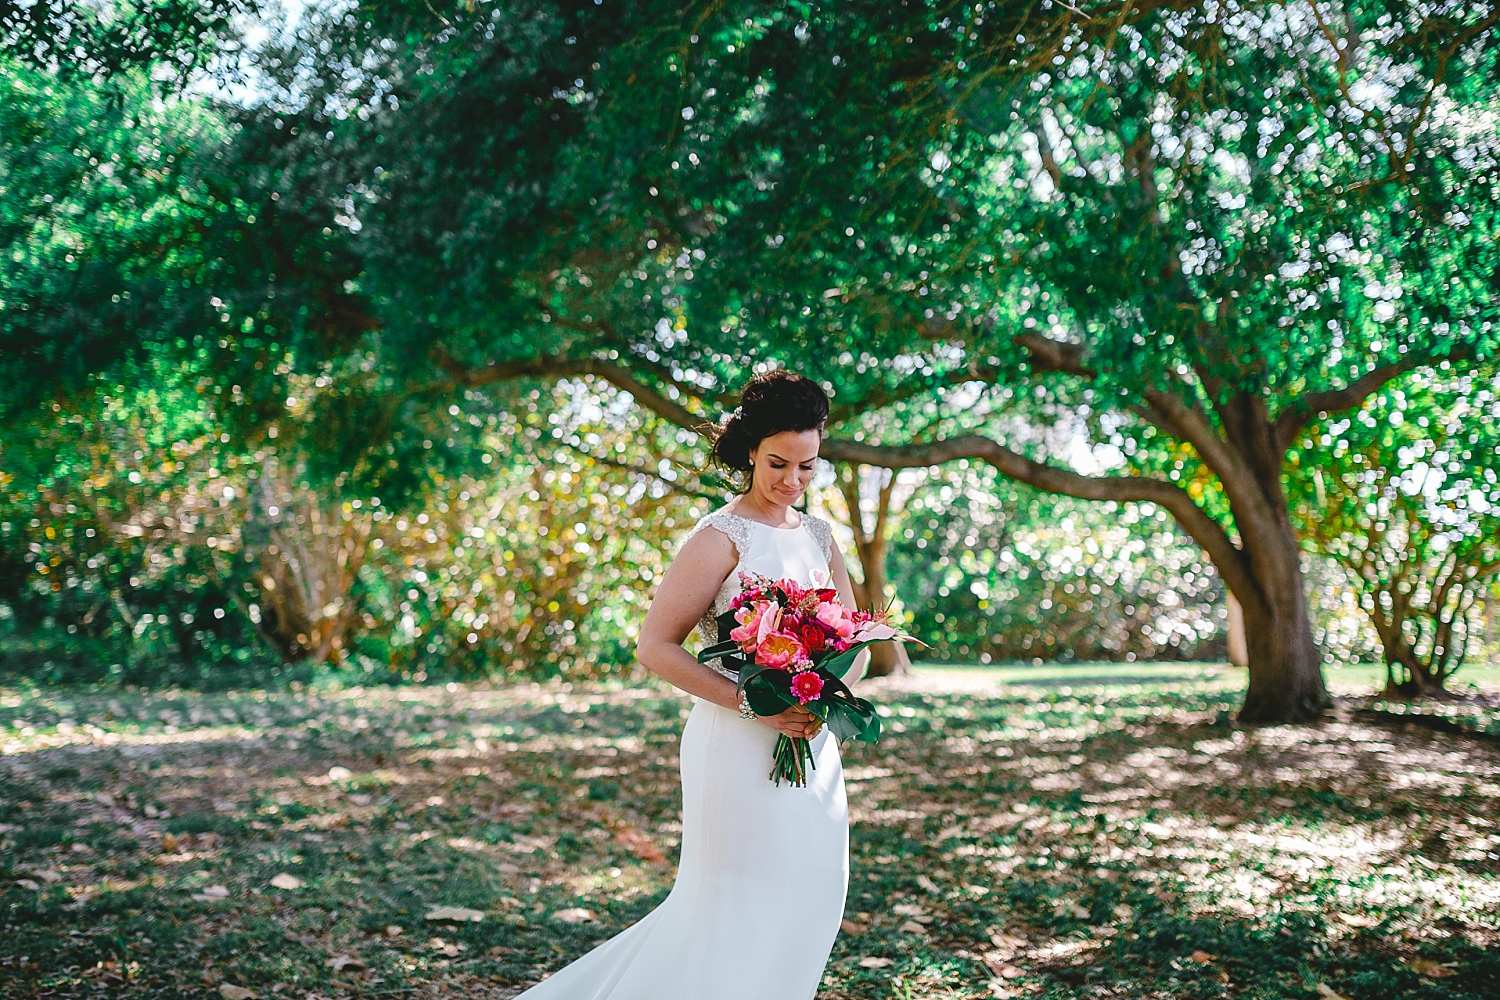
512;507;858;1000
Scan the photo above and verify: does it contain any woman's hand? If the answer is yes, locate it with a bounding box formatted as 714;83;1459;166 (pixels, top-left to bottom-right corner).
758;704;824;740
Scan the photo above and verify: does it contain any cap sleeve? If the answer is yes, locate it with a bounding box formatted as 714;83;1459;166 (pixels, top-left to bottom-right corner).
802;513;834;563
686;509;753;563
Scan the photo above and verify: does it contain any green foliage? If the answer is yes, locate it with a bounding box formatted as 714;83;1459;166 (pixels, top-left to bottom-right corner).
1291;366;1500;689
0;349;289;688
0;1;254;80
7;1;1500;700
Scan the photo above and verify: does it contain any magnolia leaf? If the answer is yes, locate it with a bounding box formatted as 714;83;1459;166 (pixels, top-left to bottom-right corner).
219;986;258;1000
269;873;304;890
858;957;894;969
326;954;364;972
1316;985;1353;1000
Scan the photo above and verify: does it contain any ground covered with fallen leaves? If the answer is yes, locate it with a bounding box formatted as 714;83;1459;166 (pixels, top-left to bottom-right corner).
2;664;1497;999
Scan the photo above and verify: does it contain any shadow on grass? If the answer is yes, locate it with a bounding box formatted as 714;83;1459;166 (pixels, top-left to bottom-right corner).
1;677;1496;998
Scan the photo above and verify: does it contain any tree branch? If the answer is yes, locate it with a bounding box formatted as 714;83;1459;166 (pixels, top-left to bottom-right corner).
431;339;1268;611
430;347;710;433
1273;351;1463;452
819;432;1261;612
1014;332;1093;377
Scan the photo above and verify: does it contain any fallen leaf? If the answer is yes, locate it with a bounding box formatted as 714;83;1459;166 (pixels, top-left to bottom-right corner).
552;908;596;924
858;956;894;968
1316;985;1352;1000
1189;950;1215;963
161;832;181;854
840;918;867;935
325;954;365;972
1409;958;1455;978
425;905;485;923
916;874;940;893
988;931;1026;955
385;925;404;937
269;873;304;890
327;766;352;780
219;986;258;1000
1051;898;1090;919
898;920;927;934
982;955;1024;979
193;884;230;901
613;826;666;865
84;961;128;985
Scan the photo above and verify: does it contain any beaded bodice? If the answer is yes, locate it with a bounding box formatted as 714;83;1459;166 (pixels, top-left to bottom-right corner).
685;507;835;679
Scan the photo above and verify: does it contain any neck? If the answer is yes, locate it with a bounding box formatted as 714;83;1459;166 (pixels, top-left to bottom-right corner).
735;490;794;522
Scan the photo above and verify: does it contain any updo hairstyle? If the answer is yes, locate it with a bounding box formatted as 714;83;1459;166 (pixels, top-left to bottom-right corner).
709;371;829;484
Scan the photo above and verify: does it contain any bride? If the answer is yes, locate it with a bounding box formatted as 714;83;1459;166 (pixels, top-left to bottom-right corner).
510;370;870;999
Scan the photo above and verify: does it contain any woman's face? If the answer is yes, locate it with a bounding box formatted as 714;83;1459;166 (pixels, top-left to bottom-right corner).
748;429;822;506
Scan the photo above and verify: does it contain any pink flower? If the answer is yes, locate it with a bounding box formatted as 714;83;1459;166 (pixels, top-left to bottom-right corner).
729;600;772;648
756;604;783;646
814;601;858;640
755;632;806;669
790;670;824;704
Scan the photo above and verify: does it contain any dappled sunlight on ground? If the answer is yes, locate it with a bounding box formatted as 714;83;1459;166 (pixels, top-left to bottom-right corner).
1;668;1497;998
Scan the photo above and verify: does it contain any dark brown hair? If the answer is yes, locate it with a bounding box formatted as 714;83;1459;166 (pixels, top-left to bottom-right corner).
709;370;829;479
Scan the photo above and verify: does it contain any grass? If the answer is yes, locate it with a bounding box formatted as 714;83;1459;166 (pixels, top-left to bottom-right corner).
915;659;1500;695
1;665;1497;999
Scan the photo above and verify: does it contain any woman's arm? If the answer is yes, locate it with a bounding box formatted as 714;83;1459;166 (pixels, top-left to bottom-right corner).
634;528;822;739
827;545;873;684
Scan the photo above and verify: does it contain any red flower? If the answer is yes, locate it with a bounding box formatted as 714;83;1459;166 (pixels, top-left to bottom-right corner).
790;670;825;704
799;623;827;653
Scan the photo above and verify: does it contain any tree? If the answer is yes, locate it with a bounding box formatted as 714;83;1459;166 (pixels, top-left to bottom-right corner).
409;2;1499;720
16;1;1500;722
1291;366;1500;696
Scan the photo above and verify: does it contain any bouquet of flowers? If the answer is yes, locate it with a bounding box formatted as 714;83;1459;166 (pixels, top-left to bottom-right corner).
697;573;919;786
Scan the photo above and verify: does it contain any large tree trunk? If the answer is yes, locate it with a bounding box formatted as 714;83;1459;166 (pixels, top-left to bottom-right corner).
1220;402;1330;724
834;465;909;678
1234;566;1327;723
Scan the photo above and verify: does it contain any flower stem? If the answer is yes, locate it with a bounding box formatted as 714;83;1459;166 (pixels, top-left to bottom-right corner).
771;735;815;787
